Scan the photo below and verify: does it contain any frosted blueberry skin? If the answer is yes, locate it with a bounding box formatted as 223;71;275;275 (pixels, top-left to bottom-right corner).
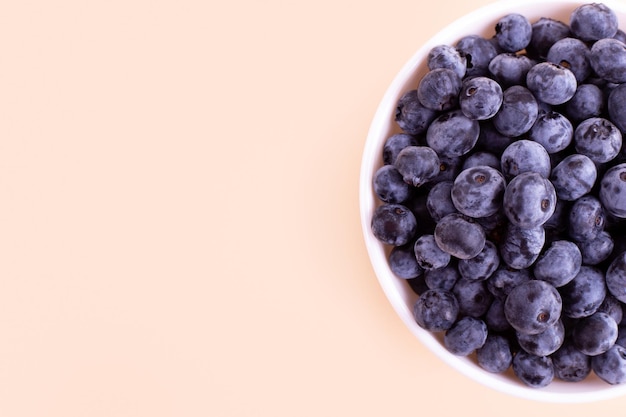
572;312;618;356
528;111;573;154
526;17;571;60
426;110;480;158
570;2;619;41
477;334;513;373
495;13;532;53
492;85;538;137
426;181;457;222
371;204;418;246
394;90;438;136
424;262;460;291
550;153;597;201
500;223;545;270
606;251;626;303
388;244;423;279
451;165;506;218
533;240;582;288
568;195;606;242
382;133;419;165
462;151;500;171
503;171;556;229
592;344;626;384
455;35;498;77
394;146;440;187
517;319;565;357
427;44;467;79
512;350;554;388
434;213;486;260
559;265;607;319
452;278;493;318
413;289;459;332
414;234;451;270
432;156;463;184
505;279;562;335
574;117;622;164
459;76;503;120
599;163;626;218
487;267;531;300
526;62;577;105
546;37;591;83
444;316;488;356
577;230;614;266
417;68;462;111
484;297;511;332
552;341;591;382
565;84;605;123
457;240;499;282
590;38;626;84
608;83;626;134
598;294;624;325
475;121;515;156
500;139;551;180
372;165;413;204
488;53;533;88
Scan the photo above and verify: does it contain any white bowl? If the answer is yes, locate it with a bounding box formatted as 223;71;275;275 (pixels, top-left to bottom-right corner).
360;0;626;403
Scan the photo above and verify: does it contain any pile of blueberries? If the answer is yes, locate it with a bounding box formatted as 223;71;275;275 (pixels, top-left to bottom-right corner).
371;3;626;388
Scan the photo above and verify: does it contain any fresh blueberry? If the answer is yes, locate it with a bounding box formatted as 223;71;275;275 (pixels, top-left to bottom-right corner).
444;316;488;356
503;171;556;229
568;195;606;242
452;277;493;318
565;83;605;123
413;289;459;332
546;37;591;83
457;240;500;282
495;13;532;53
426;181;457;222
526;62;577;105
484;297;512;332
451;165;506;218
571;312;618;356
512;350;554;388
371;203;418;246
526;17;571;60
475;121;515;156
455;35;498;77
592;344;626;384
476;334;513;373
574;117;622;164
388;243;423;279
599;163;626;218
487;267;531;299
570;2;618;41
427;44;467;79
394;145;441;187
598;294;624;325
382;133;419;165
462;151;501;171
517;319;565;356
432;155;464;184
606;251;626;303
534;240;582;288
608;83;626;134
528;111;573;154
426;110;480;158
504;279;562;335
500;139;551;180
550;153;597;201
488;53;533;87
459;76;503;120
499;223;545;270
590;38;626;84
559;265;607;318
394;89;438;135
424;261;460;291
577;230;614;266
417;68;462;111
373;165;413;204
434;213;486;259
551;341;591;382
414;234;451;270
493;85;539;137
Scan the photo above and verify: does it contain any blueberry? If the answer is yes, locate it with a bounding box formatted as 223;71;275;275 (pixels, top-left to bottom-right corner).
371;203;418;246
487;267;531;299
517;319;565;356
488;53;533;87
452;277;493;318
533;240;582;288
434;213;486;259
571;312;618;356
417;68;462;111
512;350;554;388
606;251;626;303
546;37;591;83
427;44;467;79
372;165;413;204
426;181;457;222
462;151;501;171
426;110;480;158
503;171;556;229
455;35;498;77
432;155;464;184
570;2;618;41
424;262;460;291
577;230;614;266
559;265;607;319
574;117;622;164
451;165;506;218
414;234;451;270
590;38;626;84
495;13;532;53
526;17;571;60
459;76;503;120
528;111;573;154
598;294;624;325
599;163;626;218
394;145;441;187
444;316;488;356
413;289;459;332
476;334;513;373
505;279;562;335
382;133;419;165
389;244;423;279
500;139;551;180
484;297;512;332
568;195;605;242
493;85;539;137
457;240;499;282
551;341;591;382
591;344;626;384
608;83;626;134
565;83;605;123
526;62;577;106
475;121;515;156
499;223;545;270
394;89;438;135
550;153;597;201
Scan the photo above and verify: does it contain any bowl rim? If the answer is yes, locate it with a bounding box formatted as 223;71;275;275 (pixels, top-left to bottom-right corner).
360;0;626;403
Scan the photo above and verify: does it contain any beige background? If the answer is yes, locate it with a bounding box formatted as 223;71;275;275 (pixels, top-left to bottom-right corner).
0;0;625;415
